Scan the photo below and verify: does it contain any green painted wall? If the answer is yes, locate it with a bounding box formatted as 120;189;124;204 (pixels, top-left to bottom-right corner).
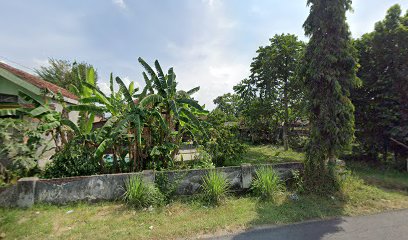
0;75;44;104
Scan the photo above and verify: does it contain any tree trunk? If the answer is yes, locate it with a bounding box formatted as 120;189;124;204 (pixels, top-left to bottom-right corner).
327;149;337;166
283;78;289;151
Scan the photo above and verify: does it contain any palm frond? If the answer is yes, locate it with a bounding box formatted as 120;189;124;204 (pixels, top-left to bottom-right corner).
109;73;114;97
94;139;112;159
61;119;80;135
169;100;179;119
151;109;168;132
154;60;168;90
187;86;200;95
167;68;176;95
176;98;204;111
138;57;157;80
139;94;163;108
96;116;118;140
66;104;107;113
18;91;42;107
142;72;154;94
30;106;50;117
115;77;136;110
180;107;208;137
84;113;95;134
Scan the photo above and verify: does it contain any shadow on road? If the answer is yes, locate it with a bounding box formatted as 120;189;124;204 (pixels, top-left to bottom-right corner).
230;218;344;240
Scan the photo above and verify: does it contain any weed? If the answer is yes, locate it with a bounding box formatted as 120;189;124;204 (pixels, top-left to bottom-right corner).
123;176;164;209
201;171;230;205
251;167;285;201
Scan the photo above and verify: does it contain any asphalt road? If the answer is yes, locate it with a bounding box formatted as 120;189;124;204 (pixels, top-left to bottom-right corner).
208;209;408;240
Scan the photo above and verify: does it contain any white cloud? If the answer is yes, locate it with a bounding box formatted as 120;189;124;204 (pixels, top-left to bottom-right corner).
202;0;218;8
32;58;49;68
163;2;249;109
112;0;126;9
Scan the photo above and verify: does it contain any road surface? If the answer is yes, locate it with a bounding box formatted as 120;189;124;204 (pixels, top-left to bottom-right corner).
208;209;408;240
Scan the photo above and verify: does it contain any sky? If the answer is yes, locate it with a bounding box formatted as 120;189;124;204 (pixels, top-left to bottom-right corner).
1;0;407;109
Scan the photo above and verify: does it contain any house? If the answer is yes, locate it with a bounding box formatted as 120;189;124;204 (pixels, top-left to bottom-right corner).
0;62;79;122
0;62;80;166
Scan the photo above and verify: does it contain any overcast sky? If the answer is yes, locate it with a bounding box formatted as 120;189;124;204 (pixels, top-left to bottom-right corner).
1;0;407;109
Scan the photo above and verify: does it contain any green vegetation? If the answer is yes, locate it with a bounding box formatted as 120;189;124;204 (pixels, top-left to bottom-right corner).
251;167;285;201
226;144;304;166
123;176;164;209
351;4;408;169
348;162;408;192
302;0;359;193
201;171;230;205
1;165;407;240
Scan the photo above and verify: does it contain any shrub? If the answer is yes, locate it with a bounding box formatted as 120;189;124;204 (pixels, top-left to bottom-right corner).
291;170;305;193
0;118;44;182
251;167;285;201
201;171;229;205
43;139;99;178
123;176;164;209
192;147;215;169
204;109;247;167
155;172;185;203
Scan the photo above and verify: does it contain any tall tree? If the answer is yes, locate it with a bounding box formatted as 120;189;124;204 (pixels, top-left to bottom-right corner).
352;5;408;168
213;93;242;120
303;0;359;192
35;58;98;93
234;34;305;147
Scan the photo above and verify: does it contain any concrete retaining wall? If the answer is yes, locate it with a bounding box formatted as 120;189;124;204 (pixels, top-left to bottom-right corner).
0;162;302;208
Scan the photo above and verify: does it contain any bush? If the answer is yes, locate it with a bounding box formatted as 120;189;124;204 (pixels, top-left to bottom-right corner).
192;146;215;169
155;172;185;203
123;176;164;209
290;170;304;193
201;171;229;205
0;118;44;182
205;110;247;167
43;139;99;178
251;167;285;201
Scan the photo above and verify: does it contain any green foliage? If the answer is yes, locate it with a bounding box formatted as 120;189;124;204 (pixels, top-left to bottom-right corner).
351;4;408;167
290;170;305;194
201;171;230;205
0;118;44;182
154;172;185;203
302;0;359;193
191;146;215;169
35;58;98;92
123;176;164;209
251;167;285;201
213;93;242;120
231;34;306;145
148;143;178;170
204;109;247;166
43;139;99;178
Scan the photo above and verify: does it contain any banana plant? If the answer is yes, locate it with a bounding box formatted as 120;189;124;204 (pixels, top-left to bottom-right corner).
16;91;78;151
72;68;104;133
138;58;208;158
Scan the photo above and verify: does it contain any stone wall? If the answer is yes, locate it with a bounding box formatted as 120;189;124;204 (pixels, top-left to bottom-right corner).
0;162;302;208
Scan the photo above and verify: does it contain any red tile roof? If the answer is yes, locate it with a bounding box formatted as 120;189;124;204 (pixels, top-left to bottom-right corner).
0;62;78;100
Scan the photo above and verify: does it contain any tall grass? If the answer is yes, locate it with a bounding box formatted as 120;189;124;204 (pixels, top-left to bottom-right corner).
201;171;230;205
251;167;285;201
123;176;164;209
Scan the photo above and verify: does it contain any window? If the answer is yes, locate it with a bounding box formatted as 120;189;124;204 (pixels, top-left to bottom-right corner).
0;93;18;103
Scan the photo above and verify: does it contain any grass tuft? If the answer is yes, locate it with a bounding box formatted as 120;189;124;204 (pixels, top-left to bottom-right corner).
201;171;230;205
123;176;164;209
251;167;286;201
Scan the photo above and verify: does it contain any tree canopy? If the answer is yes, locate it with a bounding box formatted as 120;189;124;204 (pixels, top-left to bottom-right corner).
303;0;359;192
